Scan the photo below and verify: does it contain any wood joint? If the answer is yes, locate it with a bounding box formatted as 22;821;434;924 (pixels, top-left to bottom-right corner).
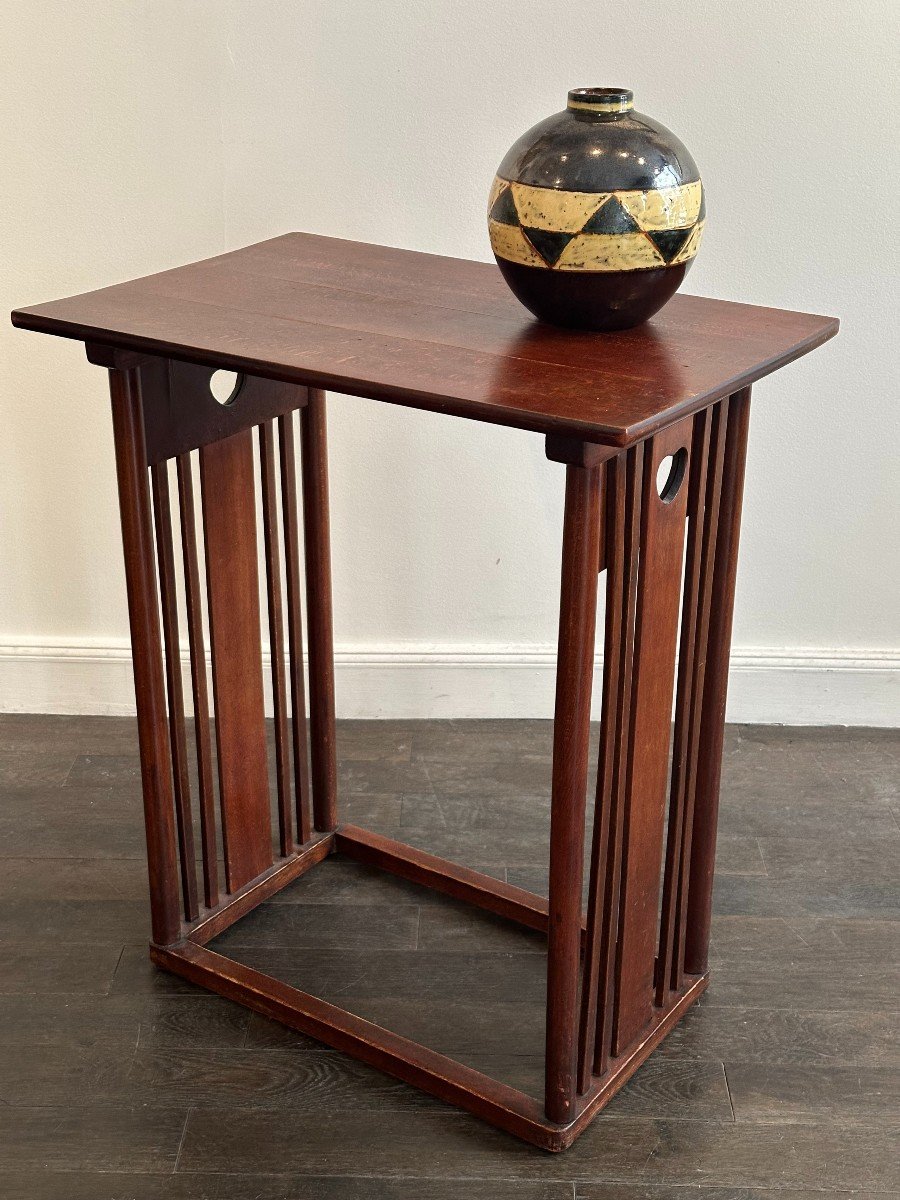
136;359;309;464
545;434;618;468
86;342;154;370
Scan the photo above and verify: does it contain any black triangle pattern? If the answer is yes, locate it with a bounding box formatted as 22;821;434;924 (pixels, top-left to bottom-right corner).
581;196;640;235
489;186;520;226
646;227;694;263
522;227;575;266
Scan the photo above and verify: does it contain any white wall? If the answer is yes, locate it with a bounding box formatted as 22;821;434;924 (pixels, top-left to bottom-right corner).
1;1;897;724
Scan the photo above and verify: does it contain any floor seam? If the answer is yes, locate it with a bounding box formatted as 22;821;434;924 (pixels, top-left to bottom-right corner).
171;1105;193;1175
755;835;770;876
722;1061;737;1123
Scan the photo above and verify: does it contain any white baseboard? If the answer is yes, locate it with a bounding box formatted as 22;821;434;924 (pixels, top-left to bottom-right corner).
0;638;897;726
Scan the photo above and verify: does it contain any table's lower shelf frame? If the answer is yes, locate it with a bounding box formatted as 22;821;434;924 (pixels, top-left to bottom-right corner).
95;347;751;1152
153;824;709;1152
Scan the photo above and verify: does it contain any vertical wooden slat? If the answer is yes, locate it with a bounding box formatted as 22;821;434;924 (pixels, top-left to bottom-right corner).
672;399;729;992
279;410;312;845
259;420;294;857
176;452;219;909
150;461;199;921
654;408;713;1005
684;387;752;975
593;446;642;1077
596;461;607;574
108;367;181;946
612;416;692;1056
545;462;602;1125
200;429;273;892
301;390;338;833
578;458;623;1091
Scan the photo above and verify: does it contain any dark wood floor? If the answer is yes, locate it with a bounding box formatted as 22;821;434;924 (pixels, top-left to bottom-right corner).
0;715;897;1198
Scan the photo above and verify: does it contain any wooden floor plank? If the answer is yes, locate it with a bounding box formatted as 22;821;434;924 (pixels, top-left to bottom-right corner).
177;1107;900;1188
0;1040;732;1122
657;1003;900;1068
0;715;896;1187
0;943;121;995
724;1061;900;1125
0;1105;188;1172
0;1174;573;1200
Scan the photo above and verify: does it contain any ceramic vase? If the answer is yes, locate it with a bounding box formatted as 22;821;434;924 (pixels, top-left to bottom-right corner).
488;88;704;331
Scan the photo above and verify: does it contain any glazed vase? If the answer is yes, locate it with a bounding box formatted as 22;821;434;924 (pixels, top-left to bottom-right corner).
488;88;704;331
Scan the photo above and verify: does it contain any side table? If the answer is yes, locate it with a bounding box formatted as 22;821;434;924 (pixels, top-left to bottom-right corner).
12;233;837;1151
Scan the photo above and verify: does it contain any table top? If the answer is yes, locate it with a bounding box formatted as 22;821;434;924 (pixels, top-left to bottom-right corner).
12;232;838;447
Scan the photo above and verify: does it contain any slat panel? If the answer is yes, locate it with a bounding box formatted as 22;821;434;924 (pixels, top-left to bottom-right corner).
176;453;219;908
673;399;729;992
655;408;712;1005
593;447;642;1076
199;429;273;891
278;411;312;844
578;457;625;1091
612;416;692;1055
259;421;293;857
150;460;199;921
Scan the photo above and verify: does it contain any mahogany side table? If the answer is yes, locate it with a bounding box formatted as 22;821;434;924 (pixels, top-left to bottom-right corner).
12;234;837;1151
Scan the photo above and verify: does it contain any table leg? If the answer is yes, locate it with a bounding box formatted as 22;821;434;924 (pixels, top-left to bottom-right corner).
108;366;181;947
685;387;752;973
545;461;603;1124
301;388;339;832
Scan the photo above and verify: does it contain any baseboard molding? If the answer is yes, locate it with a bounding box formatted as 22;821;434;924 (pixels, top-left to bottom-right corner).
0;638;896;726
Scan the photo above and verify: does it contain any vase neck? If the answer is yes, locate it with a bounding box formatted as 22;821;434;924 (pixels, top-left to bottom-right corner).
567;88;633;116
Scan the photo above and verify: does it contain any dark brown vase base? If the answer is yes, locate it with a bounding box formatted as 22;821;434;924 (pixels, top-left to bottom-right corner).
495;258;691;331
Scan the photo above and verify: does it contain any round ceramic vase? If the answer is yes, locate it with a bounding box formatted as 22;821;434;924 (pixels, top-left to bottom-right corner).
488;88;704;331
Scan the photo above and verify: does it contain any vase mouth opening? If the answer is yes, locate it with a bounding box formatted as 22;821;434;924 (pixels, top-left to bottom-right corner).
567;87;633;114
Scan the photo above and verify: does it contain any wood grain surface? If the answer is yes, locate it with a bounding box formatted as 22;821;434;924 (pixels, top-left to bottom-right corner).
12;231;838;447
0;715;897;1192
199;430;272;890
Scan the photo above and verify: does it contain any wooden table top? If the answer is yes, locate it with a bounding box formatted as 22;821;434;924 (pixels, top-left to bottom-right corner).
12;232;838;447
